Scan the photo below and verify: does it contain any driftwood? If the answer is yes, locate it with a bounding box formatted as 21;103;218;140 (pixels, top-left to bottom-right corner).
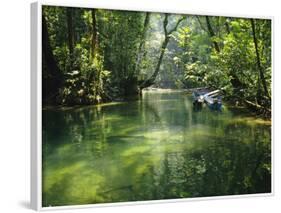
244;99;271;113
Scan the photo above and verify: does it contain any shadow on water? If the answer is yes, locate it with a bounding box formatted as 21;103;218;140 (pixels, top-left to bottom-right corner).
42;90;271;206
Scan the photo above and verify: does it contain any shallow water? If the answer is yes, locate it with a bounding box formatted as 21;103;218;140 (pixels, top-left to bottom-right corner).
42;90;271;207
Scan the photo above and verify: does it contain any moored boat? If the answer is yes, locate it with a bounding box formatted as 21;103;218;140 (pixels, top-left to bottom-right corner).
192;88;223;111
192;88;209;105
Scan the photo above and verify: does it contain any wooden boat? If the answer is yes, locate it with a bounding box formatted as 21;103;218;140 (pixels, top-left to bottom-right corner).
192;88;222;111
203;90;222;111
192;88;208;104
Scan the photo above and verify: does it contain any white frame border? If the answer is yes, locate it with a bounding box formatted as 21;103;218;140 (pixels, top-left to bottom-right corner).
31;0;274;211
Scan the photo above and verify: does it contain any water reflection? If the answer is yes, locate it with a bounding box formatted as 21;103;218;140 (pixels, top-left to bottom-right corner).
42;91;271;206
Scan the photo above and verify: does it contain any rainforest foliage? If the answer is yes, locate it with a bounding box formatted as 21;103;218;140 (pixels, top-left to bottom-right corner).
42;6;271;116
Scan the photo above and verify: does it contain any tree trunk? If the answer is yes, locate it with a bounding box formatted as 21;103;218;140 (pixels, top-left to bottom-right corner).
134;12;150;75
150;38;169;82
140;14;184;89
66;7;74;69
205;16;220;53
250;19;270;98
195;16;207;32
42;14;63;103
224;19;231;34
197;16;245;89
91;9;98;60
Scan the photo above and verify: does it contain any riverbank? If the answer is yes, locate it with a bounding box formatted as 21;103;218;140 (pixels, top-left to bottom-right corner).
43;88;272;120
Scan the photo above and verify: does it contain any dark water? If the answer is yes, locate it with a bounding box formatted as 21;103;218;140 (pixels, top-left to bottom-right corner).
42;90;271;207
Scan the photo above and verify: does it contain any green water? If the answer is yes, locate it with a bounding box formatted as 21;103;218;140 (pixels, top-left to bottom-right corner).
42;91;271;207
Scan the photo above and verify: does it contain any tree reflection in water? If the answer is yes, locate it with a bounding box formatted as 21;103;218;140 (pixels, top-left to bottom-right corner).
42;91;271;206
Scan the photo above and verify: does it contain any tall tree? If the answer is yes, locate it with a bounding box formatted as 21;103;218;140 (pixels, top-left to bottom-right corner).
224;18;231;34
140;14;185;89
250;19;270;98
205;16;220;53
42;14;63;103
91;9;98;60
134;12;151;75
66;7;74;69
196;16;244;89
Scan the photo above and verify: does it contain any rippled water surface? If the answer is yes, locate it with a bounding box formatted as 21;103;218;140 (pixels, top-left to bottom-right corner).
42;91;271;207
